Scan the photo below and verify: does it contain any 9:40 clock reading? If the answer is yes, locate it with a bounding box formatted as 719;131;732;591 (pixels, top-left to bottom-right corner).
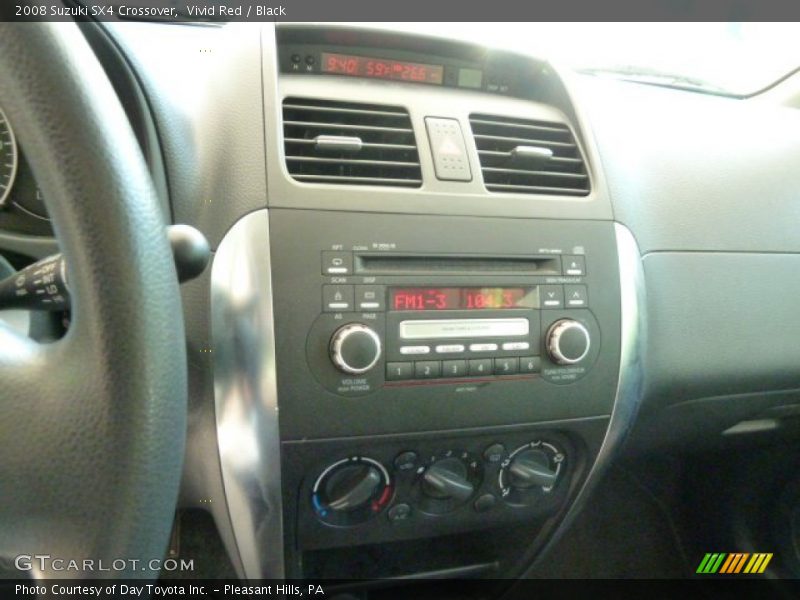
321;52;445;85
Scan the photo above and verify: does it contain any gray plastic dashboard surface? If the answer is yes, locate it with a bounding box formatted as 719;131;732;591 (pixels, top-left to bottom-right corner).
580;76;800;254
642;251;800;409
579;76;800;411
104;22;268;250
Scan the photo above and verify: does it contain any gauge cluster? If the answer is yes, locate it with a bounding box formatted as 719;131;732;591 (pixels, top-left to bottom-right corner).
0;105;52;236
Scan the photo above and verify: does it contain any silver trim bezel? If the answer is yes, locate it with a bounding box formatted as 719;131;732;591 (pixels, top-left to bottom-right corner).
211;209;284;579
523;222;646;574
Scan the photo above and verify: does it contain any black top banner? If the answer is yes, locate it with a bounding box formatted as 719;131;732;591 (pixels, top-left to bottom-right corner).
2;0;800;22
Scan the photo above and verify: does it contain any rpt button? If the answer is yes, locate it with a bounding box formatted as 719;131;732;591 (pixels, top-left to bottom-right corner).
322;251;353;275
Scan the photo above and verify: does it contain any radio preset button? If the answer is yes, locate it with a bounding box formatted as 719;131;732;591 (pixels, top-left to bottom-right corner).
415;361;441;379
469;343;499;353
520;356;542;374
442;360;468;378
502;341;530;351
323;284;354;312
386;362;414;381
563;255;586;277
322;251;353;275
356;285;385;311
469;358;493;376
494;357;519;375
436;344;465;354
541;285;564;309
400;345;431;355
564;285;588;308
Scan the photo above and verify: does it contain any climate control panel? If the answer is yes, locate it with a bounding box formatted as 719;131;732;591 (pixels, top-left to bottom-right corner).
287;429;585;550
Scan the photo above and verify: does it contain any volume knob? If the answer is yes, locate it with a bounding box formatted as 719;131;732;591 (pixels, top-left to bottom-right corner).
330;323;382;374
546;319;590;365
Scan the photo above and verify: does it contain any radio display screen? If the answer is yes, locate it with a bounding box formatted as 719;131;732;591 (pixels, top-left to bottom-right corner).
321;52;445;85
390;287;537;311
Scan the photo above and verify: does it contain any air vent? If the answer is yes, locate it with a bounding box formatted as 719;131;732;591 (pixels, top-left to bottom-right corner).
470;114;590;196
283;98;422;188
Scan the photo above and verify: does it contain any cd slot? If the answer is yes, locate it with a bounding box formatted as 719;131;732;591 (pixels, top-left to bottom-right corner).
355;254;561;275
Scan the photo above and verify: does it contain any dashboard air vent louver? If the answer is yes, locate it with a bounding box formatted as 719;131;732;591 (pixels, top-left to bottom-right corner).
283;98;422;188
469;114;590;196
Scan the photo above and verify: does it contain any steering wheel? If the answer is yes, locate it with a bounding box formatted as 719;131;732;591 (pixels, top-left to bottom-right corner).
0;23;187;578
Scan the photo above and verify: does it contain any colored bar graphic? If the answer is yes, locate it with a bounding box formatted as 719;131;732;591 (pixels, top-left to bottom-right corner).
697;553;727;573
696;553;714;573
718;554;735;573
698;552;773;574
732;553;749;573
756;553;773;573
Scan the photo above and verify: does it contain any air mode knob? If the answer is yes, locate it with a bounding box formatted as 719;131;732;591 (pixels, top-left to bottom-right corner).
330;323;382;374
498;441;565;506
546;319;590;365
508;448;559;490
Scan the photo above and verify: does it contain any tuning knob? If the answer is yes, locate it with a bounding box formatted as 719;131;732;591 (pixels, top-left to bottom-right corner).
508;448;558;490
422;458;475;502
330;323;382;374
546;319;590;365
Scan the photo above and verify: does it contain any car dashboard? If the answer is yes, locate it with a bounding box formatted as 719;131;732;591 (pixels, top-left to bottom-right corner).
4;20;800;590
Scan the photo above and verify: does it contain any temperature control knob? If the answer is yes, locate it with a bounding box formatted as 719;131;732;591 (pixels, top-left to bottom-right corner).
324;464;382;511
312;457;392;525
330;323;382;374
546;319;590;365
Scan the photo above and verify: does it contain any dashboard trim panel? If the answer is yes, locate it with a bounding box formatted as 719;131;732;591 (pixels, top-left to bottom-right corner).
211;209;284;579
521;221;646;576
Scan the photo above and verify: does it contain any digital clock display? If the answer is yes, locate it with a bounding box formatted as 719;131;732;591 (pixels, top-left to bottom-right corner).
321;52;445;85
390;288;537;311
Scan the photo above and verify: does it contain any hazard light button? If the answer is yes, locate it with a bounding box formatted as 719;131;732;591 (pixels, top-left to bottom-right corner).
425;117;472;182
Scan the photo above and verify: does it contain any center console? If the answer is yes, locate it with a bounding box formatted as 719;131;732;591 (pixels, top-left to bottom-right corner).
209;23;645;588
270;211;622;573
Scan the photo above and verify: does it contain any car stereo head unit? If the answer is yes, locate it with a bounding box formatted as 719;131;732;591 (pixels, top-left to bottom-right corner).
304;249;599;397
